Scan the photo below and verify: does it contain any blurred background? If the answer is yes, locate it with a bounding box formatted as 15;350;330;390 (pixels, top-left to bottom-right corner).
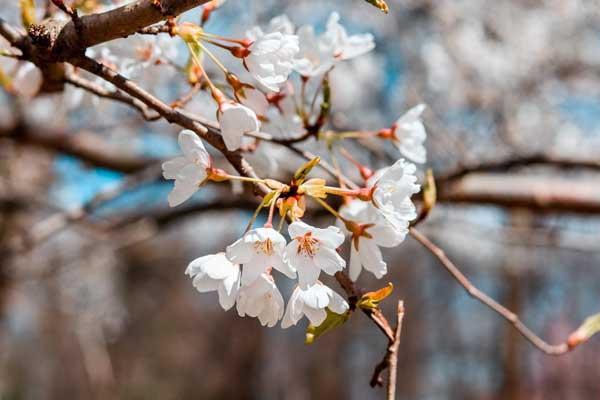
1;0;600;399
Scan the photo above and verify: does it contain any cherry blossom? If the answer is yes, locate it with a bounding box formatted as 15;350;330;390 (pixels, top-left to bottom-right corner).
162;130;212;207
218;102;261;151
293;12;375;77
185;253;241;311
322;12;375;61
340;200;406;281
285;221;346;289
236;273;284;327
281;282;349;328
226;228;296;286
245;31;300;92
386;104;428;163
369;158;420;229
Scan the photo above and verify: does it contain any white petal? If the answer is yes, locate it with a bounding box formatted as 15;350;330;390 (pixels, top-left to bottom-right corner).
219;103;260;151
226;237;253;264
359;239;387;279
303;306;327;327
241;259;267;286
271;255;296;279
314;247;345;275
178;130;210;167
327;290;349;314
288;220;312;238
281;287;303;328
349;243;362;281
217;281;238;310
167;164;206;207
162;156;188;180
300;283;330;309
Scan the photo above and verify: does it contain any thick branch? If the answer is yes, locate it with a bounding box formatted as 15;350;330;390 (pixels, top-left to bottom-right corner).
51;0;210;58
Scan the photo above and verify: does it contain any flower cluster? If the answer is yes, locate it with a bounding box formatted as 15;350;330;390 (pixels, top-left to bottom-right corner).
159;12;429;331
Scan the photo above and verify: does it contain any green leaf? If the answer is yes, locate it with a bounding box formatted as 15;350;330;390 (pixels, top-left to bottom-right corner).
305;308;350;344
568;312;600;349
357;283;393;310
293;157;320;184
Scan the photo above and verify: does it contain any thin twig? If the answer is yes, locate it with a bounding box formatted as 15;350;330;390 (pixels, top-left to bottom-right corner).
370;301;405;398
64;69;161;121
409;227;570;355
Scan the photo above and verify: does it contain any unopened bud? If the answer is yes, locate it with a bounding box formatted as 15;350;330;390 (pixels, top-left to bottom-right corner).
231;46;251;58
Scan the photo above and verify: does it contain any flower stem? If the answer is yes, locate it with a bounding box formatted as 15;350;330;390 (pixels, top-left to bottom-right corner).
224;174;267;184
312;196;348;223
264;191;280;228
245;202;264;233
186;42;220;97
196;41;229;74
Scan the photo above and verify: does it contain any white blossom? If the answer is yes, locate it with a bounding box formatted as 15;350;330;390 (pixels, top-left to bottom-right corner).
293;25;335;77
281;282;349;328
218;102;261;150
391;104;427;163
246;31;300;92
285;221;345;289
226;228;296;286
322;12;375;61
340;200;406;281
370;159;420;229
239;87;269;117
185;253;241;310
293;12;374;77
236;273;284;327
162;130;212;207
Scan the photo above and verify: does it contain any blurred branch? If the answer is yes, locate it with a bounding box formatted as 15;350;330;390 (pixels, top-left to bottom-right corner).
438;174;600;214
0;17;25;47
16;164;162;252
2;124;157;173
409;227;572;356
438;153;600;183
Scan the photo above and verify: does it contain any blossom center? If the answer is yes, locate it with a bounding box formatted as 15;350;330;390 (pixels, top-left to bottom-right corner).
296;232;320;258
254;238;275;256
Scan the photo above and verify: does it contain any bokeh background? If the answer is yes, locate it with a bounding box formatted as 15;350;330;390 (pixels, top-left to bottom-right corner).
1;0;600;399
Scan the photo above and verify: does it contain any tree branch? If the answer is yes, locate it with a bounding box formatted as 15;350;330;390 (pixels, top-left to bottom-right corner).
64;69;161;121
50;0;211;59
370;301;405;400
409;227;570;355
70;55;267;193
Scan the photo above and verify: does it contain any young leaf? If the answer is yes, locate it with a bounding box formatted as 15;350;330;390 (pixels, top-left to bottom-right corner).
363;0;388;13
567;313;600;349
305;308;350;344
293;157;320;184
357;283;393;310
